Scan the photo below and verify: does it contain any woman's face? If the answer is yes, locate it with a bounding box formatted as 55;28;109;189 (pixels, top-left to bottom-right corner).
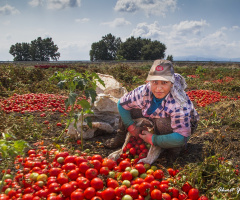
150;80;173;99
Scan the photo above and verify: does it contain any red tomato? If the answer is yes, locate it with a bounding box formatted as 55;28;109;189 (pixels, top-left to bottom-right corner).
77;177;90;190
150;189;162;200
56;122;62;126
188;188;199;200
167;168;175;177
134;178;144;185
57;172;69;185
79;162;90;173
134;164;146;174
91;154;103;162
107;179;119;189
162;193;171;200
90;177;104;190
181;182;192;193
48;182;61;193
126;188;138;199
178;193;188;200
63;162;76;171
67;169;78;180
119;160;131;171
159;184;168;193
49;168;62;177
84;187;96;200
90;160;102;171
153;169;164;180
55;152;69;160
69;181;78;190
99;167;110;176
75;156;87;165
169;187;179;198
115;186;126;198
138;182;151;196
85;168;98;180
102;188;116;200
22;194;34;200
64;155;77;164
7;189;16;198
129;148;137;156
121;171;133;181
60;183;74;197
102;158;116;170
144;174;155;183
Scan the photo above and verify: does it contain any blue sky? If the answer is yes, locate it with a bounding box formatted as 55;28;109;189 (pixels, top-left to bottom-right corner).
0;0;240;61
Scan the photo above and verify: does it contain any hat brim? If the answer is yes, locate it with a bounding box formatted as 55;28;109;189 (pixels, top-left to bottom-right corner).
146;75;174;83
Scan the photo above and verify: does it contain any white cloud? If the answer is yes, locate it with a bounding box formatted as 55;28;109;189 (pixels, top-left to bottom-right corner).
130;20;240;58
75;18;90;23
131;21;165;39
47;0;81;10
0;4;20;15
114;0;177;17
114;0;139;12
101;18;131;27
231;25;240;30
171;19;209;36
28;0;44;7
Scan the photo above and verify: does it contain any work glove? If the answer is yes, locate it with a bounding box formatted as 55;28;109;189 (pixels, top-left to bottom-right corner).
127;123;147;138
139;130;153;145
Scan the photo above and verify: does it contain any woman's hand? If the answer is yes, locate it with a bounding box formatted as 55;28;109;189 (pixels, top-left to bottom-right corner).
127;124;147;138
139;130;153;145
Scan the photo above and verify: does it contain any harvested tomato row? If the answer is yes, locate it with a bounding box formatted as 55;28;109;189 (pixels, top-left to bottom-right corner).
1;142;209;200
186;90;239;107
0;93;83;114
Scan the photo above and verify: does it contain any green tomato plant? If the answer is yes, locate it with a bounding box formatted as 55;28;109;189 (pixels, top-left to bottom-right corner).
50;70;105;150
0;132;29;190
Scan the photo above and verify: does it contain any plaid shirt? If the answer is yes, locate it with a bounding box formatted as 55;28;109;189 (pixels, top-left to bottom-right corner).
119;83;199;137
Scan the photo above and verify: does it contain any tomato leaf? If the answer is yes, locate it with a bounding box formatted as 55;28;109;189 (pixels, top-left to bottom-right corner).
78;99;91;110
84;116;92;128
85;88;97;103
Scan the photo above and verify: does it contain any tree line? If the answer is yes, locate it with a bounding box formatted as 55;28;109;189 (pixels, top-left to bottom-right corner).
9;34;173;61
9;37;60;61
90;33;170;61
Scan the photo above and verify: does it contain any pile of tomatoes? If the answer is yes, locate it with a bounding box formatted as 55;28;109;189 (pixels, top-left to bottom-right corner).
117;136;150;165
186;90;229;107
0;142;209;200
0;93;83;114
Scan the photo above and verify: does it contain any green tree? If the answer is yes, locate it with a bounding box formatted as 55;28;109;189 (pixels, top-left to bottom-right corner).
9;42;31;61
117;36;143;60
141;40;166;60
118;36;166;60
29;37;60;61
90;40;109;61
166;55;173;61
9;37;60;61
90;33;122;61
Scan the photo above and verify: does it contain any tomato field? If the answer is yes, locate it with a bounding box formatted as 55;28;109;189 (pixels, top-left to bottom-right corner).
0;62;239;200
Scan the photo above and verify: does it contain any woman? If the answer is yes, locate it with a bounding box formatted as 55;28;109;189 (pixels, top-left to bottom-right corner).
105;59;199;153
